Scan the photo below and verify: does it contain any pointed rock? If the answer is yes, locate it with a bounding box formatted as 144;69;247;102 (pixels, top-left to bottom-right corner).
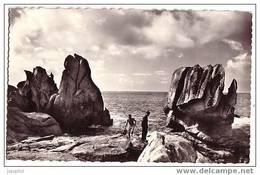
225;79;238;106
49;54;112;133
24;70;33;81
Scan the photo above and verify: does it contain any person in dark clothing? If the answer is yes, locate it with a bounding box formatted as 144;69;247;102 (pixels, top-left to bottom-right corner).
141;111;150;141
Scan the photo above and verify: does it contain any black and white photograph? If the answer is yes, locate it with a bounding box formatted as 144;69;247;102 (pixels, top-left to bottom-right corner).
4;5;254;167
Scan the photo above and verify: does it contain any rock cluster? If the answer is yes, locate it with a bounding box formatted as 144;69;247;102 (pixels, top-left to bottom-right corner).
7;66;61;143
164;64;238;140
7;53;113;142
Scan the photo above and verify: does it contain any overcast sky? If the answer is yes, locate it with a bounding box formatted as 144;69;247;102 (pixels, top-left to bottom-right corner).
9;8;252;92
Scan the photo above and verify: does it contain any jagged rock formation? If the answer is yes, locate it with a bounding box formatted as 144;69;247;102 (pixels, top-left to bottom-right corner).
23;67;58;112
7;107;62;144
7;53;112;138
164;64;238;140
7;67;61;144
48;54;112;133
7;67;58;112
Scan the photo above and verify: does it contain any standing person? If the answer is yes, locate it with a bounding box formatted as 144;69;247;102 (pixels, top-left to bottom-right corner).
141;111;150;141
124;114;136;139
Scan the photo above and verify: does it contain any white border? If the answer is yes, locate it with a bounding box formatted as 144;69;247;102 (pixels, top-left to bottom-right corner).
3;3;256;168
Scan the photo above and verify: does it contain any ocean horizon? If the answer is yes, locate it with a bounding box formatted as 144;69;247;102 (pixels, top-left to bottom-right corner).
102;90;250;94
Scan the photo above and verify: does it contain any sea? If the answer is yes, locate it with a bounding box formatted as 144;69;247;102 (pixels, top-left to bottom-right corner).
102;92;251;134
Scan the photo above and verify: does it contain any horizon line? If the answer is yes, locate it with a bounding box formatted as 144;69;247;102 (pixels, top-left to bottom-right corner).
101;90;251;94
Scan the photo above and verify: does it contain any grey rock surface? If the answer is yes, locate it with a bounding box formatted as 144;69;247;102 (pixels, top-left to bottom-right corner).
6;133;145;162
138;129;249;163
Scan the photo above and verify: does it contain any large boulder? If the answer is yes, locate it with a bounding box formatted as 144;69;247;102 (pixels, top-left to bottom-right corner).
48;54;112;133
164;64;238;140
138;131;197;162
7;107;62;144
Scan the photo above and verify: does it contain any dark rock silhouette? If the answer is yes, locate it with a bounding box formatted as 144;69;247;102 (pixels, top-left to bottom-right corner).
7;67;58;112
7;53;112;137
48;54;112;133
7;107;62;144
8;85;34;112
164;64;238;140
23;67;58;112
8;85;17;95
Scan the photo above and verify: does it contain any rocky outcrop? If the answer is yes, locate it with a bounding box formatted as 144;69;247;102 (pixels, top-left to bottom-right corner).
23;67;58;112
7;107;62;144
164;64;238;140
48;54;112;133
7;67;58;112
157;66;250;164
6;133;145;162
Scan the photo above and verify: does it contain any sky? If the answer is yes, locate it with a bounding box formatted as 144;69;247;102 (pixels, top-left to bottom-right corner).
9;8;252;92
